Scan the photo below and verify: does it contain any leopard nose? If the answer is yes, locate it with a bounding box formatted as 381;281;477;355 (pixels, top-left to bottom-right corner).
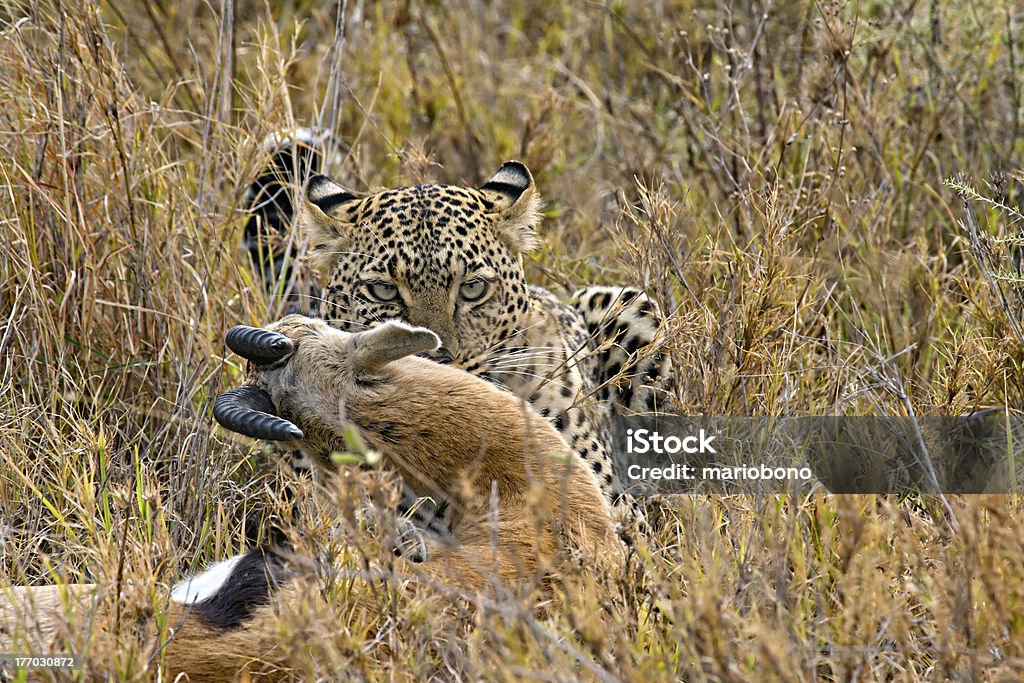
421;347;455;364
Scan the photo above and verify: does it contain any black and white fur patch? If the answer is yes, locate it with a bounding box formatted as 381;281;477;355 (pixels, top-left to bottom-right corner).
480;161;532;200
171;548;289;631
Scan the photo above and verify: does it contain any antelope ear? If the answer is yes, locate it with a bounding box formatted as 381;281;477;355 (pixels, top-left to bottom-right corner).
350;321;441;371
479;161;541;254
300;174;361;273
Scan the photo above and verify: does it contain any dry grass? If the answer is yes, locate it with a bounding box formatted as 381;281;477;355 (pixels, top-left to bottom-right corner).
1;0;1023;680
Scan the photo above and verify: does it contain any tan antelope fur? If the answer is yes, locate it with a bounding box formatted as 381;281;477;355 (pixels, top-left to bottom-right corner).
1;315;619;681
221;315;618;586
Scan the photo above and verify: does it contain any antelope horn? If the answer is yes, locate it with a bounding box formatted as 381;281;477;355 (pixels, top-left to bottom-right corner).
225;326;294;365
213;386;304;441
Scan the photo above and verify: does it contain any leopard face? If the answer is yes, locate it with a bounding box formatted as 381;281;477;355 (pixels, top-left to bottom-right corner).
298;163;541;372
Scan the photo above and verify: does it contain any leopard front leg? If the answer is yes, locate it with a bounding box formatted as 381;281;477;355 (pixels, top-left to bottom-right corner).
569;286;674;419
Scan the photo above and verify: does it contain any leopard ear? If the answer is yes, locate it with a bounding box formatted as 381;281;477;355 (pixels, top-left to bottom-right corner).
480;161;541;254
300;174;361;273
305;174;359;215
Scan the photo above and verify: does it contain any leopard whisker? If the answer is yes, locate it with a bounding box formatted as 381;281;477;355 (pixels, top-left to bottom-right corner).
486;368;571;389
486;359;564;371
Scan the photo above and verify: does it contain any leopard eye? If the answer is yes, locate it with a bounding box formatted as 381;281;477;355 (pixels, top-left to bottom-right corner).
459;278;489;302
367;281;400;303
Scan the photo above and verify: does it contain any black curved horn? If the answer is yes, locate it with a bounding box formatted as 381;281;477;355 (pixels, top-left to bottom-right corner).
213;386;304;441
225;326;294;365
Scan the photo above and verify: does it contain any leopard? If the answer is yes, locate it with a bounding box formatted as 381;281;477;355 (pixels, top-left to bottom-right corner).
243;130;672;512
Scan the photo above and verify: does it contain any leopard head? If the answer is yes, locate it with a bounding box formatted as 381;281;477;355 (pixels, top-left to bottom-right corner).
296;162;541;371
